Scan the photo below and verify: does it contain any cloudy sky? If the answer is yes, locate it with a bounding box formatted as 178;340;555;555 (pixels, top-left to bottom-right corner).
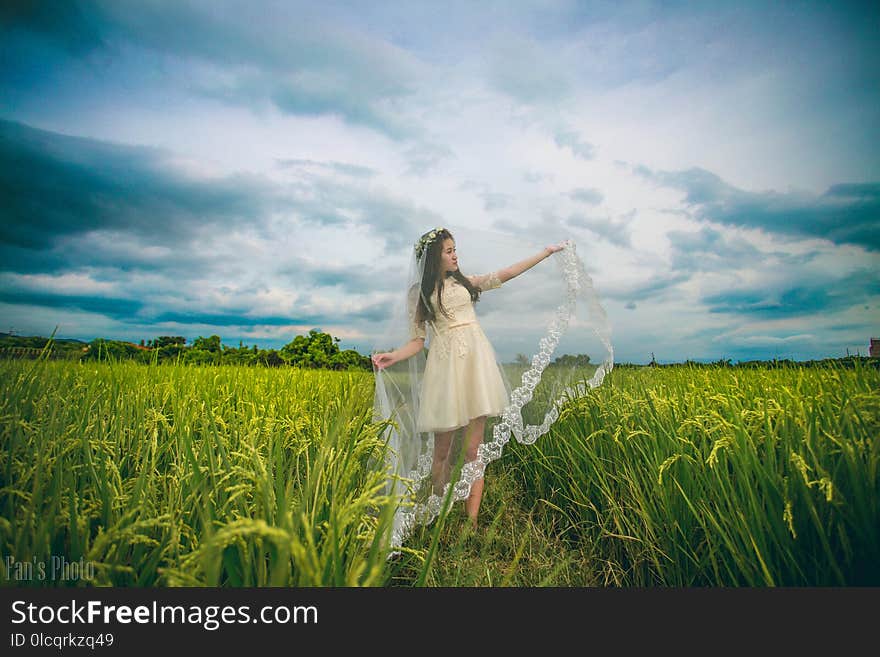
1;0;878;364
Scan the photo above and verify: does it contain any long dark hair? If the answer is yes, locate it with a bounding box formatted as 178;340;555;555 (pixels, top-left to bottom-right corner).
415;228;481;324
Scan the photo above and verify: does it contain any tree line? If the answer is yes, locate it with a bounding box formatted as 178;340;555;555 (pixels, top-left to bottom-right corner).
0;329;372;370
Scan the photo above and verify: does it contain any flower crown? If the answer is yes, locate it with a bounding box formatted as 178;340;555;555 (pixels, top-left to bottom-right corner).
414;227;447;260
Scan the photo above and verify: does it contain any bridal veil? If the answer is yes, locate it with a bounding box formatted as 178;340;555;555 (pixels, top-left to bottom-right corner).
371;224;613;549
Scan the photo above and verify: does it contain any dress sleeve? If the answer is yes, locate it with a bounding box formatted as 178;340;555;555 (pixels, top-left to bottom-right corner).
468;271;503;291
410;317;426;340
407;286;427;340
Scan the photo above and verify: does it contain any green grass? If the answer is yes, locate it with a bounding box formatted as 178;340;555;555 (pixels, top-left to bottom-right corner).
505;361;880;585
1;357;877;586
0;359;394;586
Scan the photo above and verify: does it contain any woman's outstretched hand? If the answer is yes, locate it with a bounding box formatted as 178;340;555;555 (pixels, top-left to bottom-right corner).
372;351;397;370
545;241;567;255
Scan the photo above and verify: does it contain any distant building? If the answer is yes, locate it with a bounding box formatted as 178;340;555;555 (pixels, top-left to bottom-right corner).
870;338;880;358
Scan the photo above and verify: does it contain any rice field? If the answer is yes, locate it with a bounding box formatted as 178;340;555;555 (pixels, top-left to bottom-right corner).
1;356;877;587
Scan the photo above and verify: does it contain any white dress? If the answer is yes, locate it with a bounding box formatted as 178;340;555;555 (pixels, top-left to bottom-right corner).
411;272;510;433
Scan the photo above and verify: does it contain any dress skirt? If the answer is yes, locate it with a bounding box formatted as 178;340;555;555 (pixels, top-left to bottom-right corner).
416;322;510;433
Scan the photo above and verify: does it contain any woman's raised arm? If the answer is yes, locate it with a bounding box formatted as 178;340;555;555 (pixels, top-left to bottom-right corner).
496;242;566;284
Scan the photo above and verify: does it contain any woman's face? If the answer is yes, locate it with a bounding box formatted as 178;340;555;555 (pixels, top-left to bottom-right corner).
439;238;458;273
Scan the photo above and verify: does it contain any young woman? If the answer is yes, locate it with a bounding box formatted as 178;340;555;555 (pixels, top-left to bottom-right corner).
372;228;565;529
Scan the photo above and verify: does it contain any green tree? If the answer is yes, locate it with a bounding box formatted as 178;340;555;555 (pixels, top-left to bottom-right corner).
83;339;142;361
192;335;222;353
155;336;186;348
280;334;310;365
551;353;591;367
330;349;371;370
259;349;284;367
279;329;368;369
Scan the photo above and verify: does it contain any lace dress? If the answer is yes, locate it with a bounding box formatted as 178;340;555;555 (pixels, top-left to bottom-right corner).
410;272;510;433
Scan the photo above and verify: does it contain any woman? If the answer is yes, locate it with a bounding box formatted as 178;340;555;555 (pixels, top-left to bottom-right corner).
372;228;565;530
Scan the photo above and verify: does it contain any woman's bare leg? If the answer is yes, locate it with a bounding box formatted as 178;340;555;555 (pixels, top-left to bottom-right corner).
463;415;487;528
432;429;455;495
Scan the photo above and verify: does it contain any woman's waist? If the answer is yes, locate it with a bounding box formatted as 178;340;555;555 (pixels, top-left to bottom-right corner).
432;319;479;333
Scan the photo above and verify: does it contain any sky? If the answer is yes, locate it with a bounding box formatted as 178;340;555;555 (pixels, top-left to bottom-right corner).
1;0;878;364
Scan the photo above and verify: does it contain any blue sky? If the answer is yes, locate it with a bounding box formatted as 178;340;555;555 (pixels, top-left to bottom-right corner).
1;0;878;363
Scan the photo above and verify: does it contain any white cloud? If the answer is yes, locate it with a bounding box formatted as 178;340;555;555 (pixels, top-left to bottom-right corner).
2;1;876;362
